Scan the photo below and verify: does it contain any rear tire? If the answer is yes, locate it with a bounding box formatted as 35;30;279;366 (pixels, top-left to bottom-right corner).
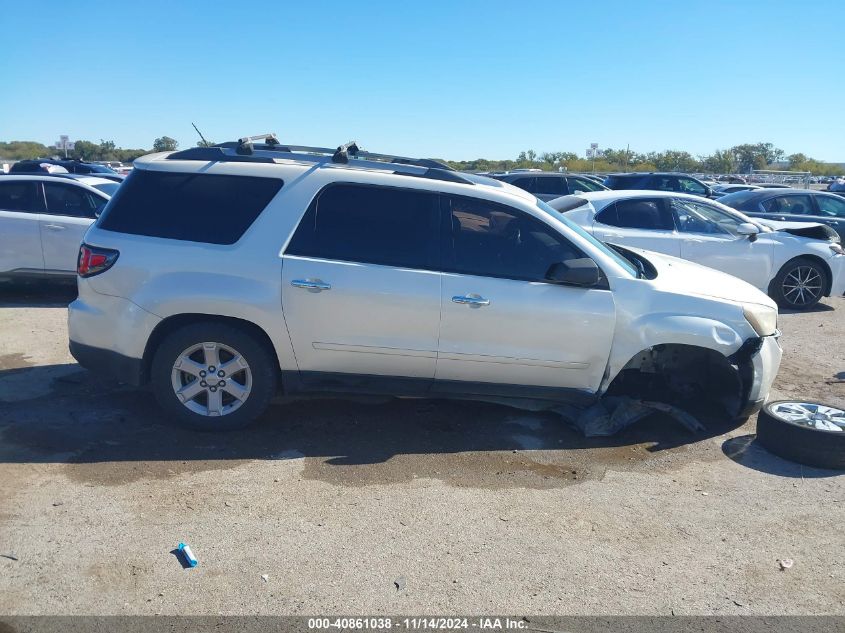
756;400;845;469
151;322;277;431
769;258;826;310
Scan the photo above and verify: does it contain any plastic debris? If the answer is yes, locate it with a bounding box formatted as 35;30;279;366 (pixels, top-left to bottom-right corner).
394;576;406;591
555;397;705;437
261;574;269;582
178;542;198;568
778;558;794;570
1;553;18;561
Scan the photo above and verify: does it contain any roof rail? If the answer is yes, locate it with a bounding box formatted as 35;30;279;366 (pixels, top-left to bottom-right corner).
166;137;473;186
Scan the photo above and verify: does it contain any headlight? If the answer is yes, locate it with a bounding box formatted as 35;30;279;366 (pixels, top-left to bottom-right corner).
830;242;844;255
743;304;778;336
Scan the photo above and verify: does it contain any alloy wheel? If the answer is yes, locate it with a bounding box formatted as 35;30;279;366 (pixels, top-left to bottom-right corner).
170;341;252;417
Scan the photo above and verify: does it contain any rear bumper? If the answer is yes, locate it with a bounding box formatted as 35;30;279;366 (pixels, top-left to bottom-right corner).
69;340;145;386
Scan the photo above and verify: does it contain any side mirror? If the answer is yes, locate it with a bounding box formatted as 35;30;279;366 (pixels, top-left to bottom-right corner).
737;222;759;236
546;258;601;287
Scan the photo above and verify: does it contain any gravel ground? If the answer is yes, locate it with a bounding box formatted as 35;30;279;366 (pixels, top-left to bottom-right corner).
0;283;842;616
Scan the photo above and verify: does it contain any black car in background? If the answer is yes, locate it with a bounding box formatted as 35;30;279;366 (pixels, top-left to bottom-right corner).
9;159;124;182
604;172;715;198
719;188;845;242
489;172;608;201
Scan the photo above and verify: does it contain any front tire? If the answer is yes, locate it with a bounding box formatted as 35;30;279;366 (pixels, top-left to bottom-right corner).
151;322;277;431
769;258;826;310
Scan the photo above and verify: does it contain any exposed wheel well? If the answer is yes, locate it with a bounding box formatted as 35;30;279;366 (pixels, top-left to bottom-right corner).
606;343;749;418
141;314;281;384
771;255;833;297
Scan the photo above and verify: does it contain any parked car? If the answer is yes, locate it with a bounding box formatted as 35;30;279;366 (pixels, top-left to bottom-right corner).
711;184;761;198
718;188;845;243
603;172;716;198
0;175;110;279
547;190;845;309
490;172;608;200
9;158;125;183
756;183;794;189
68;138;781;431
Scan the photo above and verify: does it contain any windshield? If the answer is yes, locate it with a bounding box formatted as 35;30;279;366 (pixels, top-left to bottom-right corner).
92;182;120;196
536;199;638;277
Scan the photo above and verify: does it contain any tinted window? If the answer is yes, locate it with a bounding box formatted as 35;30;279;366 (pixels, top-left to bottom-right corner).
761;195;814;215
445;195;583;282
0;181;37;212
44;182;103;218
98;170;283;244
816;195;845;218
533;176;567;196
604;175;641;190
649;175;681;192
672;199;741;235
508;177;535;192
597;199;674;230
718;191;761;211
286;184;439;269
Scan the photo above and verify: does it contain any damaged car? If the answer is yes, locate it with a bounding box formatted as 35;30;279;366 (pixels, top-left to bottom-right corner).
547;190;845;310
69;138;782;431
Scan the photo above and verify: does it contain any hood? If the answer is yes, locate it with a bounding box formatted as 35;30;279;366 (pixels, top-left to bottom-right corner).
756;219;839;242
627;248;776;308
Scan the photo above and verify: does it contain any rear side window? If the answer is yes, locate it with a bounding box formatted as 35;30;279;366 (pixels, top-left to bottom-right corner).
604;175;640;190
508;177;535;192
98;170;283;244
285;183;440;269
533;177;567;196
0;181;37;212
597;199;674;230
44;182;103;218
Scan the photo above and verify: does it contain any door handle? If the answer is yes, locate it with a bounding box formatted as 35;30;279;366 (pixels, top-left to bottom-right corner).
43;224;65;230
291;279;331;291
452;294;490;307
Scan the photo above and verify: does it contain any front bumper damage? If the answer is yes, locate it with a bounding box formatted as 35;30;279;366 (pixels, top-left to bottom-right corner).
730;331;783;419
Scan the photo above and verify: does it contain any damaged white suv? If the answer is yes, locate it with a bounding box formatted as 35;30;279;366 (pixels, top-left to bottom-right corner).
68;137;782;430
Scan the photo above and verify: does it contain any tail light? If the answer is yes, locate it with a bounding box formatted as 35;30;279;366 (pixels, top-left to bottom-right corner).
77;243;119;278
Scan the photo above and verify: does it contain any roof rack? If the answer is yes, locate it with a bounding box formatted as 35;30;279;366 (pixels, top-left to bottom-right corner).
166;136;473;186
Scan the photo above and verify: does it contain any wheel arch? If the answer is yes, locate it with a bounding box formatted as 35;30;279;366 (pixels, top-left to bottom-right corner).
140;313;283;385
770;255;833;298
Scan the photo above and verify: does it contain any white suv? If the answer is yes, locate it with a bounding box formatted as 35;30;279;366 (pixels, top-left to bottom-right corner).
68;137;782;431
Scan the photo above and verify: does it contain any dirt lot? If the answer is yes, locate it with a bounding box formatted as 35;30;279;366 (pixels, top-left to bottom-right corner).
0;283;842;616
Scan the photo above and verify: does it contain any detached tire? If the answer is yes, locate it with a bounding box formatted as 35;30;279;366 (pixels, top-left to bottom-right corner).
151;322;278;431
769;258;827;310
756;400;845;469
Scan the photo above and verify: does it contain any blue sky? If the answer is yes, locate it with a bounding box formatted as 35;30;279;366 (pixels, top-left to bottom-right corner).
1;1;843;161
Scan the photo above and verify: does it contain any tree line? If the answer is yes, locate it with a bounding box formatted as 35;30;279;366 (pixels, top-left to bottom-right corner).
1;138;841;176
0;136;182;163
442;142;843;176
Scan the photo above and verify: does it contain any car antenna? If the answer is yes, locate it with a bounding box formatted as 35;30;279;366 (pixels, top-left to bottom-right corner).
192;122;210;147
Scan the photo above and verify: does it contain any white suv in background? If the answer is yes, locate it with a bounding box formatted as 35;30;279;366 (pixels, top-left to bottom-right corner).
68;137;782;430
0;175;112;279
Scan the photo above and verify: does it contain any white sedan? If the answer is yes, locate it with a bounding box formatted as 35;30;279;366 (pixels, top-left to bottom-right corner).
548;190;845;309
0;175;112;279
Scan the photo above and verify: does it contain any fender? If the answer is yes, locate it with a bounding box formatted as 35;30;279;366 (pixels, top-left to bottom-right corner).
127;271;297;373
600;313;746;392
